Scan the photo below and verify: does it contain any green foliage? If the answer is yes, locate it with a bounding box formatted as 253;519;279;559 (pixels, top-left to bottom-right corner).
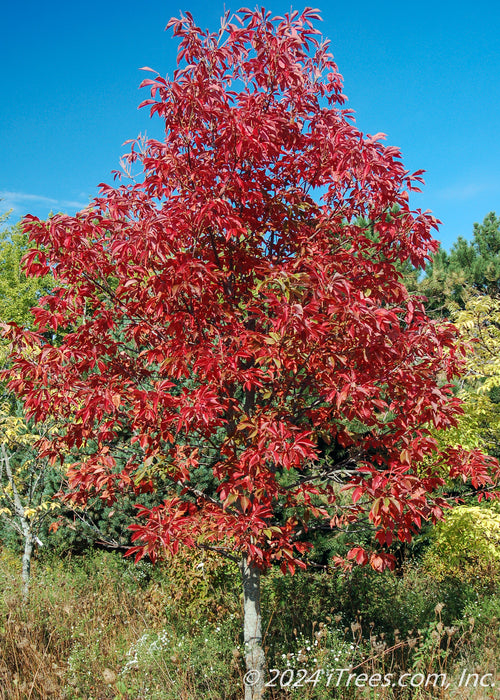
438;290;500;460
41;493;160;557
0;405;62;561
423;503;500;585
453;212;500;295
412;246;458;318
460;594;500;664
0;215;52;330
414;212;500;317
117;618;241;700
260;562;481;656
401;213;500;491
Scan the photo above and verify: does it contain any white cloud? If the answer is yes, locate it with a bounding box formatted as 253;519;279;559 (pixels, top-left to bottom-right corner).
0;190;89;215
1;191;56;205
437;181;499;201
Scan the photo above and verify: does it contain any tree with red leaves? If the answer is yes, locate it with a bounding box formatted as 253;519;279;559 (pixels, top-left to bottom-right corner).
5;8;499;698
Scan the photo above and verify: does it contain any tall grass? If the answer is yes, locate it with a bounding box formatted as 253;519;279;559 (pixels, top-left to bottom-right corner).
0;547;498;699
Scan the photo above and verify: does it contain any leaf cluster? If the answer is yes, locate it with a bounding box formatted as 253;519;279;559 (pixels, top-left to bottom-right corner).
4;11;499;576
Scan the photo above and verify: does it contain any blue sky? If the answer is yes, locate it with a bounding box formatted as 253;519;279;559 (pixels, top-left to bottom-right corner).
1;0;499;250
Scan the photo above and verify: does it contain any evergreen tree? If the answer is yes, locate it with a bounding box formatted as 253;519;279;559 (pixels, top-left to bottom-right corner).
415;212;500;317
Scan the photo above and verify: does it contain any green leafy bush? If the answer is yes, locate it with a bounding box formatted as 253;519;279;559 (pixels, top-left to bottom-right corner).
423;504;500;587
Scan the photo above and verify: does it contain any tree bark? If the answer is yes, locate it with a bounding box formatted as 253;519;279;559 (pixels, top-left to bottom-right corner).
240;556;266;700
1;444;34;604
21;529;34;604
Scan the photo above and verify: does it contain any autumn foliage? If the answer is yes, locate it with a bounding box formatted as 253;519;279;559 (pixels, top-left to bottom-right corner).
5;8;499;574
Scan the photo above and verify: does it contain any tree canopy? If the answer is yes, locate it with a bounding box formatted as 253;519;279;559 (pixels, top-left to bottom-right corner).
6;6;499;573
4;10;500;696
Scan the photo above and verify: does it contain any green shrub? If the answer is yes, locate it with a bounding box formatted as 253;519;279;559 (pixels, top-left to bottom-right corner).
423;504;500;588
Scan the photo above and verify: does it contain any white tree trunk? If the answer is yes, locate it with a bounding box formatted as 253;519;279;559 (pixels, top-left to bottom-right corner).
241;556;266;700
1;444;34;603
21;529;34;603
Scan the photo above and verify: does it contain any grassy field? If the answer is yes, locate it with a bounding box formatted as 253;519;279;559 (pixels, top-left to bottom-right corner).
0;547;498;699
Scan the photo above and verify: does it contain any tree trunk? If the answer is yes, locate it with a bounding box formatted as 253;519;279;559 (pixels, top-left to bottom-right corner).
1;444;34;604
21;529;34;604
240;556;266;700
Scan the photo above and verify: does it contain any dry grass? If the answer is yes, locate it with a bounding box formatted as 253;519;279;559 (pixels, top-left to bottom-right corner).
0;548;498;699
0;548;243;699
0;549;147;698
